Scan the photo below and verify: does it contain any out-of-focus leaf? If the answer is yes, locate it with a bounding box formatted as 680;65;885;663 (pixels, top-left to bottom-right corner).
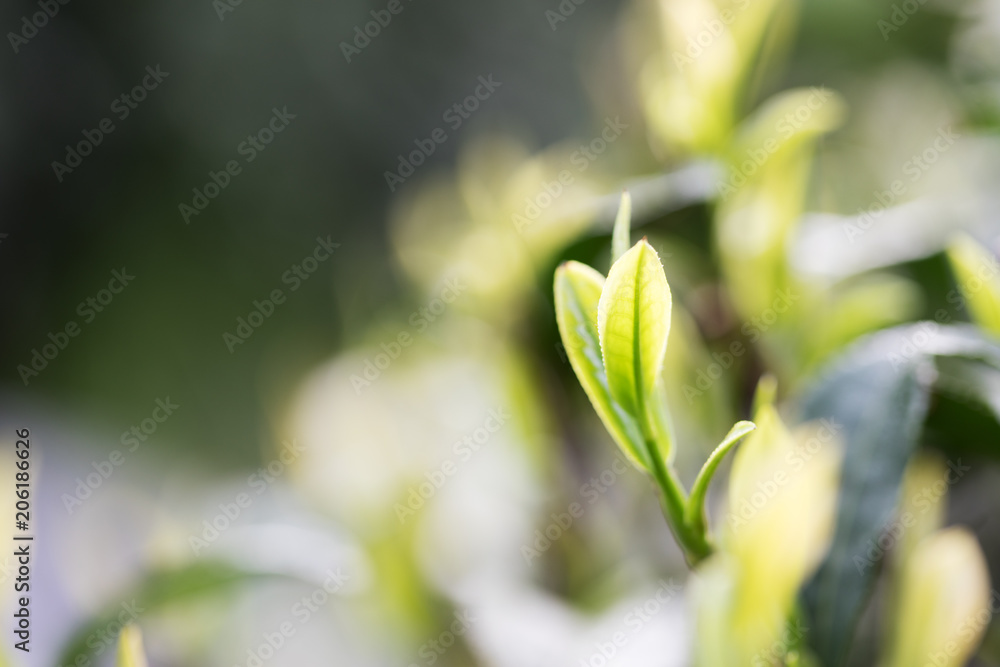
934;356;1000;421
728;403;792;508
597;240;672;437
894;454;948;566
925;355;1000;460
642;0;790;155
731;420;842;663
727;88;846;167
696;391;841;666
884;528;991;667
799;327;933;666
57;562;266;667
116;626;148;667
390;136;602;320
799;324;1000;666
924;328;1000;459
554;261;649;470
947;234;1000;336
715;87;845;337
611;190;632;264
752;373;779;415
661;298;736;457
686;420;757;537
805;274;923;369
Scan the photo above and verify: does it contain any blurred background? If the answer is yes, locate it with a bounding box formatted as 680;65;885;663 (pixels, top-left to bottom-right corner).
3;0;1000;664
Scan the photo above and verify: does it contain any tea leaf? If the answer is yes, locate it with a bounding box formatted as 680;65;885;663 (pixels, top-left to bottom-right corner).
555;261;649;470
116;626;148;667
885;528;991;667
685;420;757;537
800;326;936;665
597;239;672;438
611;190;632;264
947;234;1000;336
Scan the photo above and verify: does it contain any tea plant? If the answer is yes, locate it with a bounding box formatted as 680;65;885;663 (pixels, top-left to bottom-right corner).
555;193;756;565
555;195;996;665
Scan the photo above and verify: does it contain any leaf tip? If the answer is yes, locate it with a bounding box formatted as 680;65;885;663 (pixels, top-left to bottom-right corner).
752;374;779;414
611;192;633;264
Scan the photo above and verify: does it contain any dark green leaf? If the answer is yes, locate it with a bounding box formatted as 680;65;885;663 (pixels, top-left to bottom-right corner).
799;327;933;666
800;323;1000;666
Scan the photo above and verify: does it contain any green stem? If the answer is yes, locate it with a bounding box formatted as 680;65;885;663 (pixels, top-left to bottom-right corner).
627;251;710;566
646;438;712;566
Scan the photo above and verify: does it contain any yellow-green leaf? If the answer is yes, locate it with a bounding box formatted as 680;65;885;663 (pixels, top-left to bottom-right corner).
611;190;632;264
555;261;649;470
597;239;672;435
947;234;1000;336
886;528;991;667
116;626;149;667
